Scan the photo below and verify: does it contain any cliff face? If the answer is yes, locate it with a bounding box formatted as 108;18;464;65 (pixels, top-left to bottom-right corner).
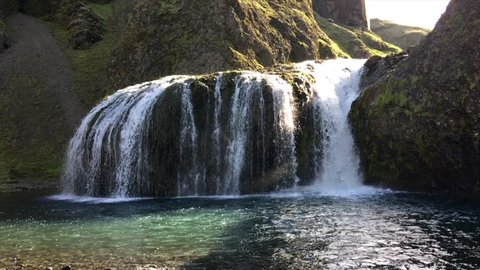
107;0;335;89
350;0;480;196
313;0;368;28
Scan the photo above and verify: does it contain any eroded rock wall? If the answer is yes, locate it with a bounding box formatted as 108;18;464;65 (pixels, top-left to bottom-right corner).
313;0;368;28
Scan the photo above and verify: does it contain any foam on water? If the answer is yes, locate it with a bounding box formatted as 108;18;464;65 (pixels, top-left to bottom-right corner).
47;194;153;204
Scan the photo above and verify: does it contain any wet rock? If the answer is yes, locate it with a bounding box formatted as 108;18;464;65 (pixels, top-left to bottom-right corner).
350;0;480;197
361;52;408;89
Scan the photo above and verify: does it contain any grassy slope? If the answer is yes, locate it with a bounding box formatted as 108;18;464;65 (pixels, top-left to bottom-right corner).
315;15;402;58
0;1;123;189
45;1;124;108
370;18;430;50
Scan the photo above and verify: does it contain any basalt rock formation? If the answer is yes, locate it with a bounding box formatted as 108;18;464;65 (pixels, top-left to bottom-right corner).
313;0;368;29
350;0;480;196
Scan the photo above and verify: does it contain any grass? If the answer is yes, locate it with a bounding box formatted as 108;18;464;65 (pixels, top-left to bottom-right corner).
45;1;122;108
370;18;430;49
315;15;402;58
0;76;67;182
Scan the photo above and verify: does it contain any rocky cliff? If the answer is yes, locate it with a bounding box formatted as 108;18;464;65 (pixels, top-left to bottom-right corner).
313;0;368;28
350;0;480;196
0;0;400;191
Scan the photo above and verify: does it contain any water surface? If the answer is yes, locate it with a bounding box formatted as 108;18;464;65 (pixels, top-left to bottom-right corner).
1;191;479;269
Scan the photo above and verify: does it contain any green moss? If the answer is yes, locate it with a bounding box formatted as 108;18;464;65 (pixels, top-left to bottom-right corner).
376;81;409;108
88;2;114;20
230;48;264;70
156;0;182;15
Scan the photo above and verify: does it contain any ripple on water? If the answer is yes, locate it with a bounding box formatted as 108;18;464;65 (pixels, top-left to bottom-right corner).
0;192;479;269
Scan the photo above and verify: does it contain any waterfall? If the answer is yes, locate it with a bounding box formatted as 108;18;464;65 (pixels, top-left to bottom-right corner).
297;59;366;192
62;76;187;197
62;59;366;198
178;82;202;196
62;72;300;197
213;75;223;195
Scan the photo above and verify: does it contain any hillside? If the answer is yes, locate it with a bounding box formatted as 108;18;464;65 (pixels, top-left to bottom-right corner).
370;18;430;49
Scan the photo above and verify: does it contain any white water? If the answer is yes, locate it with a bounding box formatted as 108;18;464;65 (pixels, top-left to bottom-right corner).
213;75;224;194
178;82;202;196
62;76;187;197
297;59;366;194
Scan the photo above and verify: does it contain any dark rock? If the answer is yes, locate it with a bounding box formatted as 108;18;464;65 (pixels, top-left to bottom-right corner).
361;52;408;89
350;0;480;197
61;265;72;270
313;0;368;29
57;0;105;50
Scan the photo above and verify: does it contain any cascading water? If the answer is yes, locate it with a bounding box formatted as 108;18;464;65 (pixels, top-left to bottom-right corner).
62;76;186;197
61;59;366;198
297;59;366;193
62;72;299;197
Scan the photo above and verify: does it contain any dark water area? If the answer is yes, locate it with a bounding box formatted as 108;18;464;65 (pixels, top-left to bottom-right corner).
1;190;480;269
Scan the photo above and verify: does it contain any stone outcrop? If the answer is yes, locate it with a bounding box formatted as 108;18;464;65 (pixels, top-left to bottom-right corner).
313;0;368;28
350;0;480;196
57;0;106;50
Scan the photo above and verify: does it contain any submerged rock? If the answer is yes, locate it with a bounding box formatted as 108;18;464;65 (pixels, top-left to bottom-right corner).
350;0;480;196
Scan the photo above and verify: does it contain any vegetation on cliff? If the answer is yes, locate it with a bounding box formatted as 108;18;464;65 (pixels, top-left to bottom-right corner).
370;18;430;50
315;16;401;58
350;0;480;196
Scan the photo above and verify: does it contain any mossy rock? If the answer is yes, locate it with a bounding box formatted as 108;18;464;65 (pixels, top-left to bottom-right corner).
350;0;480;197
108;0;341;89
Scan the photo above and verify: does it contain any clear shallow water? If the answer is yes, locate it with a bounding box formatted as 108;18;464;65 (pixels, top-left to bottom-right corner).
1;191;480;269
